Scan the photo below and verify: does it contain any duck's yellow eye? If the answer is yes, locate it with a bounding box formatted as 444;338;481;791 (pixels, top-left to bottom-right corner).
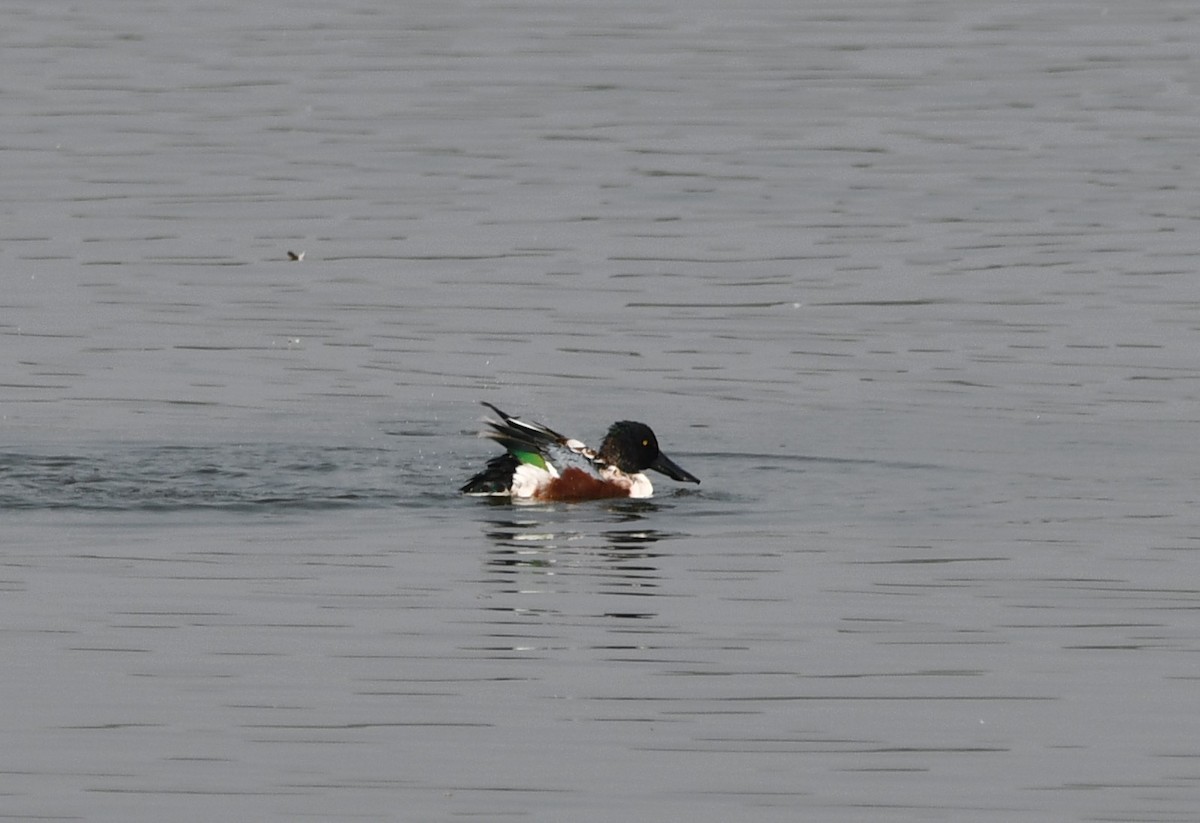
642;439;649;447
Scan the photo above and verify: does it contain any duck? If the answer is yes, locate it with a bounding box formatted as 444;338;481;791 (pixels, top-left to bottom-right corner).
460;402;700;501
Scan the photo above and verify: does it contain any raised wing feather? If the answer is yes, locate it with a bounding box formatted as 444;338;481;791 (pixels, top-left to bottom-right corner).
479;403;606;478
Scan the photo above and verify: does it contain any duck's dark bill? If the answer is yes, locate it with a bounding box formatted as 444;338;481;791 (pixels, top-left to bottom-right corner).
649;452;700;484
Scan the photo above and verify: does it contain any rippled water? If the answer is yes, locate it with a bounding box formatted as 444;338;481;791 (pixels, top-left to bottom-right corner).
0;446;403;511
4;1;1200;821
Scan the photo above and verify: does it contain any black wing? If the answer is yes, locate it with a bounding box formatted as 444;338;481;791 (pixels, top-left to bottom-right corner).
477;403;570;459
460;451;521;494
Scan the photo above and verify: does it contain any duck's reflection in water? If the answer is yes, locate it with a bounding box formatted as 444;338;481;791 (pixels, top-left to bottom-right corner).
479;507;682;626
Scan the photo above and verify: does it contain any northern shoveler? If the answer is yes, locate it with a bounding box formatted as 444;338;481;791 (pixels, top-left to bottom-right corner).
460;402;700;501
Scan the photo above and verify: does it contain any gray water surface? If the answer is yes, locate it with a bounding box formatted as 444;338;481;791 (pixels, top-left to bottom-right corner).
4;2;1200;821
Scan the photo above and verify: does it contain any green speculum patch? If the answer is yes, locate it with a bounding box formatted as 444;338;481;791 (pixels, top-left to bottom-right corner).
512;450;547;469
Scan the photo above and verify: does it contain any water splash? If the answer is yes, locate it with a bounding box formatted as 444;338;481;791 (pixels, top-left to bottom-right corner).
0;444;411;512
